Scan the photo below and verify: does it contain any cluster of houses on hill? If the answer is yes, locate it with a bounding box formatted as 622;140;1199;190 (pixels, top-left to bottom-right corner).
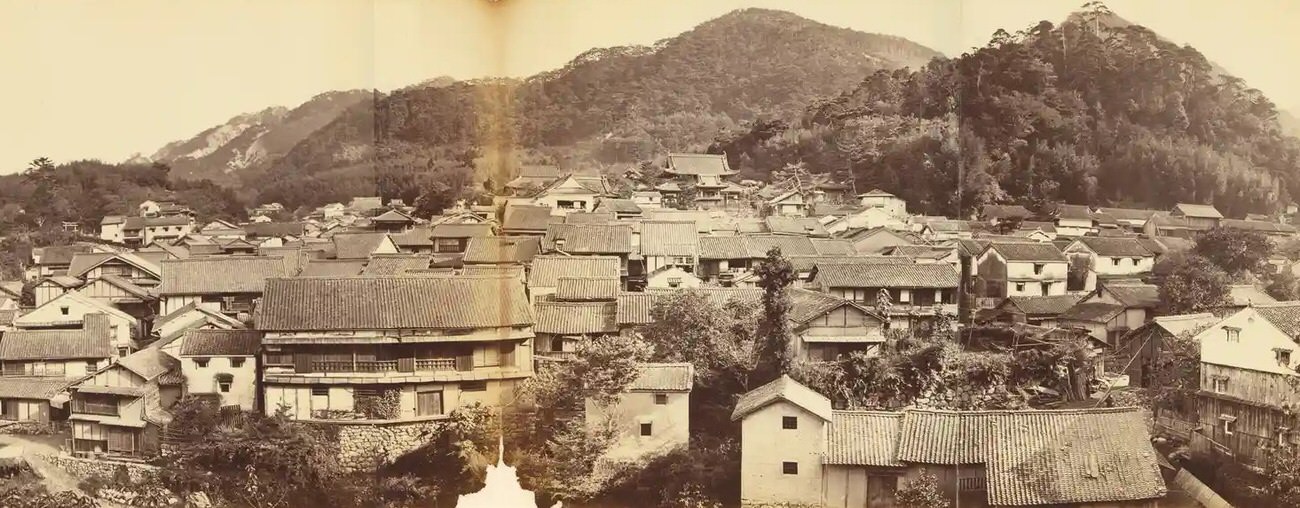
1;155;1296;506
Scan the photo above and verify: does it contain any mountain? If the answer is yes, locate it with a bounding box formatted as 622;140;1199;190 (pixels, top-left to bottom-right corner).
711;4;1300;219
151;90;371;182
154;8;941;208
1280;109;1300;138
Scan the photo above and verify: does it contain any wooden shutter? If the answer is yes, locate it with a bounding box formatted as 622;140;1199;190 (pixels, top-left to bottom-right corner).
416;391;443;416
294;353;313;373
107;429;135;453
455;355;473;372
397;357;415;373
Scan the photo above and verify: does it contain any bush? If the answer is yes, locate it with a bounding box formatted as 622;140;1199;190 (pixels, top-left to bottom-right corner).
355;389;401;420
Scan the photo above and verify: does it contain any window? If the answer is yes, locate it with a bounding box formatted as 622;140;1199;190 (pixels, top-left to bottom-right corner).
1041;282;1050;295
311;386;329;397
193;358;209;368
1224;326;1241;343
417;390;444;416
1032;263;1043;274
782;461;798;475
667;277;682;288
654;393;668;405
1221;415;1237;435
782;416;798;430
1131;257;1141;265
116;347;129;357
215;374;233;393
1112;258;1120;266
461;381;487;392
640;423;653;436
1212;376;1229;393
85;361;96;374
1277;349;1293;366
230;358;245;368
1014;282;1026;293
59;306;69;316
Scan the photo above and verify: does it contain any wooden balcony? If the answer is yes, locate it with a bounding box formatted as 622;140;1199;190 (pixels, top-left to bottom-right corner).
302;357;466;374
72;401;119;416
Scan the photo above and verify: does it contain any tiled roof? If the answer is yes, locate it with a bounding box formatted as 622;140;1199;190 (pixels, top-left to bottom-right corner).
460;265;525;279
1018;221;1057;233
1004;294;1085;316
372;209;415;223
533;300;617;334
0;309;17;326
389;226;434;247
895;410;999;464
1060;302;1125;323
885;245;954;259
93;275;156;300
543;224;633;254
1173;203;1224;219
0;281;23;298
564;211;617;225
0;325;112;360
698;236;749;259
986;408;1165;506
361;255;431;275
627;363;693;392
615;292;658;325
789;288;870;323
43;275;84;288
810;239;856;255
702;236;821;259
257;276;533;331
1153;236;1194;252
0;376;75;400
1097;207;1164;222
1055;204;1092;220
157;256;293;295
115;347;179;381
857;189;896;197
665;153;734;176
503;205;556;232
35;244;94;266
987;242;1067;262
826;412;905;467
179;329;262;356
640;221;699;257
1251;302;1300;336
431;223;494;238
555;277;620;301
1228;285;1278;307
813;263;958;289
1103;284;1161;309
981;204;1032;220
67;252;162;279
1075;237;1152;257
788;255;908;273
731;375;833;422
1220;218;1297;234
463;236;540;264
925;220;972;232
332;233;393;260
1135;238;1166;255
1148;313;1219;337
243;222;305;238
765;216;828;237
298;259;366;277
529;255;620;287
595;198;642;214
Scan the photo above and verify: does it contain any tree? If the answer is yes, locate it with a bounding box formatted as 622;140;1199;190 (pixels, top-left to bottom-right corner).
895;471;950;508
1156;254;1232;314
751;247;796;384
1265;268;1300;301
1261;443;1300;507
1194;227;1272;275
1146;331;1202;414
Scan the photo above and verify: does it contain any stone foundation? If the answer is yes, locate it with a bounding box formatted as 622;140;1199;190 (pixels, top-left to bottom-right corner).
38;453;160;483
312;417;447;471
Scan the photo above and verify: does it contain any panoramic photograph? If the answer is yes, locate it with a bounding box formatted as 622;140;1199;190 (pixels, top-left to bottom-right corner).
1;0;1299;506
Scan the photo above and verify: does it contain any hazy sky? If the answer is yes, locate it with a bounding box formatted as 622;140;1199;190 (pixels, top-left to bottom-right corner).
2;0;1298;173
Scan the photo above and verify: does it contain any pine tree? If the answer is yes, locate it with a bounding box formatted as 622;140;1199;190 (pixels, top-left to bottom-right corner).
752;247;796;384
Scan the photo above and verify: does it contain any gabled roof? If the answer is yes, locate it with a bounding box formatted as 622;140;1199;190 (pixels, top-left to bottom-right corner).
809;239;856;255
463;236;541;264
981;204;1032;220
1003;294;1085;316
563;211;617;225
0;315;112;360
924;220;972;233
1072;237;1153;257
1146;313;1220;337
179;329;263;357
1055;204;1093;220
1228;285;1278;307
1060;302;1126;323
243;222;306;238
256;276;533;331
543;224;633;254
502;205;558;232
0;376;76;400
765;216;828;237
985;242;1067;262
0;280;23;298
371;209;416;223
787;255;909;272
730;374;832;422
698;235;820;259
389;226;434;247
813;263;959;289
67;252;162;279
88;275;156;301
1103;284;1161;309
298;259;366;277
895;410;999;464
332;233;394;260
40;275;83;288
857;189;897;198
555;276;620;301
627;363;693;392
114;347;179;381
595;198;642;215
639;221;698;257
788;288;879;324
157;256;295;295
1097;207;1164;222
529;255;621;287
1172;203;1224;219
664;153;735;176
361;254;431;275
533;300;617;335
34;244;94;266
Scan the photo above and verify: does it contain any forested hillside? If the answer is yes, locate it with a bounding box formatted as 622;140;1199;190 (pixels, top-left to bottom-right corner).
712;4;1300;218
237;8;942;209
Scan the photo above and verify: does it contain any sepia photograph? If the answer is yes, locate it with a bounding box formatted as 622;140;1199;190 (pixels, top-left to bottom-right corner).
2;0;1300;506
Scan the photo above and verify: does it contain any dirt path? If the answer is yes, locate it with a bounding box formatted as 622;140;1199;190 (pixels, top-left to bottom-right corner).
0;434;82;493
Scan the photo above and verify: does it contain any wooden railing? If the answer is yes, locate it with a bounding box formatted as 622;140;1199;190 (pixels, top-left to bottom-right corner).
312;360;398;372
72;400;119;416
307;359;465;373
415;358;456;371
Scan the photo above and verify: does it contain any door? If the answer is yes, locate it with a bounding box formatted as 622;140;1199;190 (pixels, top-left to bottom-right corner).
416;390;443;417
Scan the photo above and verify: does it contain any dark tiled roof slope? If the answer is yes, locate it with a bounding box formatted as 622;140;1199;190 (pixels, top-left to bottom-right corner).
256;276;533;331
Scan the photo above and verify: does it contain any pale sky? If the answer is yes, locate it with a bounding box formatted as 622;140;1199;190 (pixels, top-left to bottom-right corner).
1;0;1298;173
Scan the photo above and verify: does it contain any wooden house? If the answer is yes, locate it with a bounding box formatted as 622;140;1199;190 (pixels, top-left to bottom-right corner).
67;347;180;457
1062;237;1156;292
975;242;1069;299
809;263;959;331
13;291;140;356
586;363;693;462
789;289;887;362
155;256;297;316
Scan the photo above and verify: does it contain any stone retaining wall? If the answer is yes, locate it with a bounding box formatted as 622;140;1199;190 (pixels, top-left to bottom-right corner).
312;418;446;471
38;453;160;483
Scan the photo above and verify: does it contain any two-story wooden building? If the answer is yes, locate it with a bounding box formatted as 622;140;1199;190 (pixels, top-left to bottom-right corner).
975;242;1069;299
156;256;298;316
256;276;535;422
1062;237;1156;292
809;263;959;331
67;347;180;457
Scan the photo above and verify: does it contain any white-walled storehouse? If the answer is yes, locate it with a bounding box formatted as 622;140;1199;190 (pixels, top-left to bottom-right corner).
585;363;693;462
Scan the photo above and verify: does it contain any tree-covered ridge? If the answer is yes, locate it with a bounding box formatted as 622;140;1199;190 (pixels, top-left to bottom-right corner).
715;3;1300;218
243;8;941;209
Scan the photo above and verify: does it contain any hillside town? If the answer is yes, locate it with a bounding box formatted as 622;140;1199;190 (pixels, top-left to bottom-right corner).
1;149;1296;507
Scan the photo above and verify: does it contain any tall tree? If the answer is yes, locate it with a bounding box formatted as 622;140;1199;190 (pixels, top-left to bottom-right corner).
752;247;796;384
1194;227;1272;275
1156;254;1232;313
